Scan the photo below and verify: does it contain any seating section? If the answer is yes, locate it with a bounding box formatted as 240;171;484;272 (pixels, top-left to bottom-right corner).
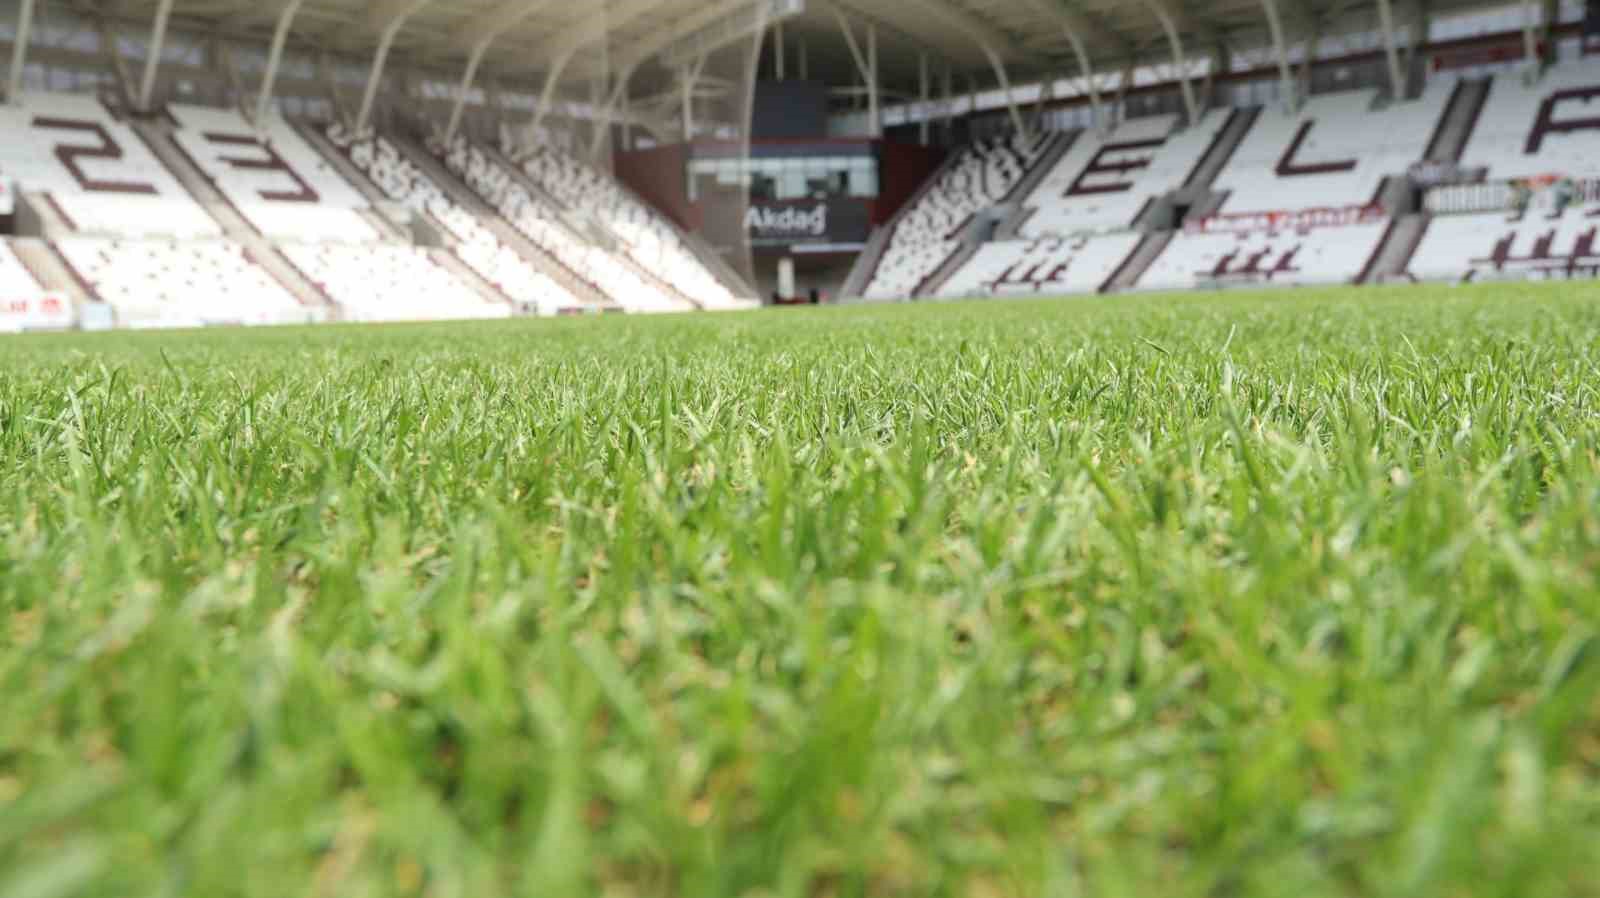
1138;222;1389;291
512;146;746;308
0;92;220;238
326;126;583;316
863;133;1047;299
438;137;694;313
56;237;308;328
1212;83;1453;214
0;240;42;298
938;234;1143;297
1019;111;1229;238
1460;58;1600;179
170;105;378;243
1409;203;1600;282
280;243;511;323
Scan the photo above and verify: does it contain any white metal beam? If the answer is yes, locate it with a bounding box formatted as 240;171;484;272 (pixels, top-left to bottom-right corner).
1141;0;1199;122
1258;0;1297;112
1374;0;1407;98
354;0;432;134
254;0;307;126
6;0;36;103
1020;0;1105;131
137;0;176;112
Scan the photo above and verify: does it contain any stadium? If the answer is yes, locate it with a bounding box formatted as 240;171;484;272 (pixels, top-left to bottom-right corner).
3;0;1600;893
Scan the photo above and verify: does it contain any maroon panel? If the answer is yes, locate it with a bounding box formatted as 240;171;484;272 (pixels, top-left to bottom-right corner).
875;142;947;225
1525;87;1600;155
1276;121;1357;177
201;133;319;203
612;144;696;232
31;117;159;195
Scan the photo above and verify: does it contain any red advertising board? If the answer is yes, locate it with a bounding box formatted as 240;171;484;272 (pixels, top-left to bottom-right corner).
0;293;74;332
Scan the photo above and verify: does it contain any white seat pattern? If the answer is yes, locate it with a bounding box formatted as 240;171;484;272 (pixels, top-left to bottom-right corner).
326;125;582;316
170;104;378;243
1137;222;1389;290
56;237;308;328
513;145;747;308
438;137;694;313
1019;111;1229;238
863;133;1048;300
280;242;511;323
0;91;220;238
938;234;1144;297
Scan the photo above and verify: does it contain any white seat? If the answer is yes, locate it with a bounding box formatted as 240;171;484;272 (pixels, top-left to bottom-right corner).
1213;82;1453;214
1019;111;1229;238
1137;221;1390;290
280;242;512;323
863;132;1049;300
1458;58;1600;179
169;104;378;243
437;136;695;313
939;233;1144;297
55;236;308;327
329;127;581;316
0;91;221;238
1409;203;1600;282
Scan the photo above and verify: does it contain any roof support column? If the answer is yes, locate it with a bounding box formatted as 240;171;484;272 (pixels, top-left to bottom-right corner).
355;0;431;135
6;0;36;103
1520;0;1543;79
1059;28;1103;132
981;46;1029;140
1142;0;1199;123
942;63;953;140
254;0;307;126
1374;0;1408;99
679;53;708;142
775;22;785;79
799;37;809;80
444;38;491;145
832;7;880;137
1258;0;1297;113
867;23;879;138
919;51;930;146
137;0;176;112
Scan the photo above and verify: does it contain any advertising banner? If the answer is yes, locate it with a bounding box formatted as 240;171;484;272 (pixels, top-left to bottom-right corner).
0;293;74;332
745;198;871;249
1184;205;1385;235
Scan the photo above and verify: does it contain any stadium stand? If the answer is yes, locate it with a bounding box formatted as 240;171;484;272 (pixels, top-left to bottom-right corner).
56;237;309;328
510;145;749;309
1137;220;1391;290
0;240;42;298
1016;111;1231;238
1406;58;1600;282
0;239;72;332
169;105;379;243
326;126;585;316
438;137;695;313
862;133;1048;300
938;234;1144;297
280;242;510;322
0;92;221;238
1210;82;1454;214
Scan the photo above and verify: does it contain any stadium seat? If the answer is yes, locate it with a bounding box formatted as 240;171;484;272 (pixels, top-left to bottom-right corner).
0;240;42;298
1018;111;1230;238
55;236;309;328
279;242;512;323
0;92;221;238
169;104;379;243
863;132;1048;299
1409;202;1600;282
327;126;584;316
1137;222;1390;290
1458;57;1600;179
1212;82;1454;214
510;145;745;308
938;233;1144;297
437;137;695;313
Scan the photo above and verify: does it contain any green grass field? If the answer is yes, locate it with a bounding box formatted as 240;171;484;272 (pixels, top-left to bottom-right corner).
2;283;1598;897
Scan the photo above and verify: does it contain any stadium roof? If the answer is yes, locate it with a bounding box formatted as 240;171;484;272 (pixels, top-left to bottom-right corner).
54;0;1514;97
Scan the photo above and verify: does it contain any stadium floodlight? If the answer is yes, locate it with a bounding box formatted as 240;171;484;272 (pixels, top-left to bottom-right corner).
658;0;806;70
